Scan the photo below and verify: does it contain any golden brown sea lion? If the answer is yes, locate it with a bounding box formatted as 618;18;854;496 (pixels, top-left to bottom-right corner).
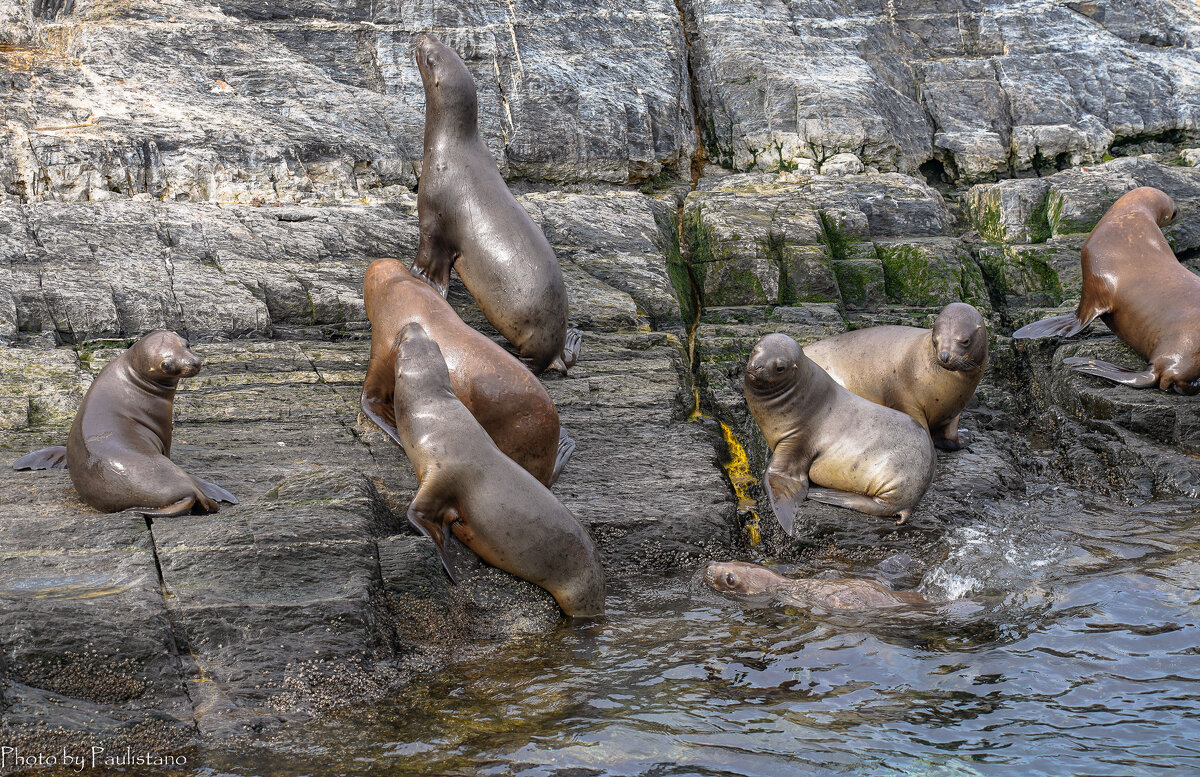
1013;186;1200;394
804;302;988;450
704;560;931;609
744;333;935;531
391;322;604;618
411;33;580;374
12;331;237;517
361;258;572;486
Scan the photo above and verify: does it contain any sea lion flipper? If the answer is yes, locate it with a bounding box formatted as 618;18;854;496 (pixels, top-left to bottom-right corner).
12;445;68;471
551;430;576;485
765;448;809;537
1062;356;1159;387
806;488;906;522
192;475;238;505
411;239;455;299
360;389;402;444
406;495;460;584
1012;313;1095;339
137;496;199;518
561;328;582;370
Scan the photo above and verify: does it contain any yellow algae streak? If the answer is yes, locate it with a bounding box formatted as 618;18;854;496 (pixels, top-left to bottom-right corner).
719;421;758;510
718;421;762;546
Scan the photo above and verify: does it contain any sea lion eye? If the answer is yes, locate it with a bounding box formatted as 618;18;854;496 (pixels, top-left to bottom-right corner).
959;337;971;346
726;572;736;586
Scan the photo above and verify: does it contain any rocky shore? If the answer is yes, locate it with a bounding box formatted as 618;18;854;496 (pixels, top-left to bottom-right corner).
2;0;1200;760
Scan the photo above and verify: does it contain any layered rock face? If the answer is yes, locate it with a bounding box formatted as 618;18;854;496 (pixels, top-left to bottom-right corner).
2;0;1200;757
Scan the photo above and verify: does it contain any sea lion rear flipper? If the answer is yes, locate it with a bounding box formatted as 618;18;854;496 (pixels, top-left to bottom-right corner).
12;445;68;471
1062;357;1159;388
806;487;906;523
551;430;575;485
546;329;583;374
1012;312;1095;339
192;475;238;505
137;497;199;519
560;328;582;370
406;492;460;584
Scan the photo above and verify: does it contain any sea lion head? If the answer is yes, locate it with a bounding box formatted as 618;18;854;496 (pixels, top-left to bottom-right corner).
129;331;202;383
704;560;788;596
1120;186;1178;228
413;33;477;131
745;333;804;397
393;322;454;401
931;302;987;372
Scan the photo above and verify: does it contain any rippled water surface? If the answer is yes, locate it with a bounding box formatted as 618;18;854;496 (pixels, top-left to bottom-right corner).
188;484;1200;777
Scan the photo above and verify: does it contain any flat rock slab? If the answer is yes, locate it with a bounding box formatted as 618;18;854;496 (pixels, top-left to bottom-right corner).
0;328;736;748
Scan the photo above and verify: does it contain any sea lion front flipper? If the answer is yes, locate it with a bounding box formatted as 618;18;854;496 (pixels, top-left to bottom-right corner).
765;444;811;537
360;388;402;445
12;445;68;471
931;414;966;452
406;486;461;584
1012;312;1096;339
192;475;238;505
1061;357;1159;388
551;429;576;485
411;233;456;299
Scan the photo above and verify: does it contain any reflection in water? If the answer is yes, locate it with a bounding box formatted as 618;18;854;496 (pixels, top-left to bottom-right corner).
187;484;1200;777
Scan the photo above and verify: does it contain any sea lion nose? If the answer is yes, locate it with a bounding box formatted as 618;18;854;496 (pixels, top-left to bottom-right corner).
939;351;950;364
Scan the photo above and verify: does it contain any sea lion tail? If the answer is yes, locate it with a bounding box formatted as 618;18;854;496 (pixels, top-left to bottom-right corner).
1061;357;1158;388
12;445;68;471
1012;313;1090;339
550;430;576;485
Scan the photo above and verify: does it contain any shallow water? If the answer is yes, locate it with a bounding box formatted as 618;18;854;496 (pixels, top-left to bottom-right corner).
185;483;1200;777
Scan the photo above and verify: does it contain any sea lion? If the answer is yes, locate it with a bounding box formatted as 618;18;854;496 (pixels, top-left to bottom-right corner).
361;258;573;486
744;333;935;531
1012;186;1200;395
704;561;931;609
12;331;237;517
803;303;988;451
391;322;604;618
411;32;580;374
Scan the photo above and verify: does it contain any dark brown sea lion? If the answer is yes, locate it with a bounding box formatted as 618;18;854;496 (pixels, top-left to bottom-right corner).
744;333;935;531
12;331;236;517
804;302;988;451
704;561;931;609
411;33;580;374
1012;186;1200;394
391;322;604;618
361;258;572;486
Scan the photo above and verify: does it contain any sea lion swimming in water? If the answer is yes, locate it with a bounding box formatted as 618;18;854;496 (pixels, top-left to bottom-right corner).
361;258;573;486
744;333;935;531
704;560;932;610
804;302;988;451
411;33;580;374
391;322;604;618
12;331;237;517
1013;186;1200;395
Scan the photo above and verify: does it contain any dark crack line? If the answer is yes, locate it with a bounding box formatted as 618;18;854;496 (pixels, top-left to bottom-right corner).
143;514;203;736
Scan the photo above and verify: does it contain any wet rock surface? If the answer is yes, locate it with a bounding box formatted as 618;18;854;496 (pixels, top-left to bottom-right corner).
2;0;1200;764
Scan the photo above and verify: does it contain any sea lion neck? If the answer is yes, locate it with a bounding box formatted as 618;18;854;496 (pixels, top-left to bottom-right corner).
119;358;180;397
